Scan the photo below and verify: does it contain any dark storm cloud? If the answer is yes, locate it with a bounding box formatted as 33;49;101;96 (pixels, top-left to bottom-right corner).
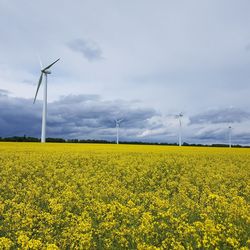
189;126;250;145
1;92;250;144
0;93;157;140
192;128;226;141
190;108;250;125
0;94;41;137
47;95;157;138
67;39;103;61
235;132;250;143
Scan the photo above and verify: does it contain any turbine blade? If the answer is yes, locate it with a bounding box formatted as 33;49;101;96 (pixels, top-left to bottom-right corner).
33;73;43;104
43;58;60;71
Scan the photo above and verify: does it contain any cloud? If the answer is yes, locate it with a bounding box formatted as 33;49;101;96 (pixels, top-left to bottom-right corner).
137;115;177;138
0;89;10;96
1;93;250;145
67;39;103;61
189;108;250;125
192;126;227;140
0;94;41;137
0;93;157;140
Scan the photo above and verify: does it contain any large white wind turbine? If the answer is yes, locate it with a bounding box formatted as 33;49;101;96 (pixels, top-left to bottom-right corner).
228;125;232;148
115;119;123;144
33;58;60;143
177;113;183;146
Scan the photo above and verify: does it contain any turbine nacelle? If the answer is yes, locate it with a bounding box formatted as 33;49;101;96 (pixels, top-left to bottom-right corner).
33;58;60;104
42;70;51;74
115;119;123;125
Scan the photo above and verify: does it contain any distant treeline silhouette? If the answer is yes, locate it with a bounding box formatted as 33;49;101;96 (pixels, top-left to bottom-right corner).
0;135;248;148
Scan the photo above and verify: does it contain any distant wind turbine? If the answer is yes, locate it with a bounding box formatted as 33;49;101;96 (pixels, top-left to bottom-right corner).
33;58;60;143
228;125;232;148
115;119;123;144
176;113;183;146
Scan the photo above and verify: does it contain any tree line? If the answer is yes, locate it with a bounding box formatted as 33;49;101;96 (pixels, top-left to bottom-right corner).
0;135;248;148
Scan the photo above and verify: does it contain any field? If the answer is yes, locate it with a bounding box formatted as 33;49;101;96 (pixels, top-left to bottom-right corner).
0;143;249;249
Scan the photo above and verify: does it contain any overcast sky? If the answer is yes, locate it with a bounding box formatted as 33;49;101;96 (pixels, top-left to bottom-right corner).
0;0;250;144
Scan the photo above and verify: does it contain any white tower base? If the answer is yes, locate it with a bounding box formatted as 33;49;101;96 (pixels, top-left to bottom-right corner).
41;74;47;143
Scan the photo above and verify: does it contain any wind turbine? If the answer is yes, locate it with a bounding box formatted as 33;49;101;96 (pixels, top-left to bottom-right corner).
33;58;60;143
115;119;123;144
176;113;183;146
228;125;232;148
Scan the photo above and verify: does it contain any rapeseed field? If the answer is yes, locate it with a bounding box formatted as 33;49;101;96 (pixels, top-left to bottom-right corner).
0;142;249;249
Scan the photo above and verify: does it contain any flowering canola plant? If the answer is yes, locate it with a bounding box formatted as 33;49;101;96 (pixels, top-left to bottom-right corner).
0;142;249;249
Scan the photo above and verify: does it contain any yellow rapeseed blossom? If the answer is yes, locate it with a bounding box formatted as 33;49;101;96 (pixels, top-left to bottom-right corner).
0;142;249;249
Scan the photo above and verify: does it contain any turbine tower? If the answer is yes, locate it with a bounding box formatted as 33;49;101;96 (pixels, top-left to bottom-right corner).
228;125;232;148
115;119;123;144
33;58;60;143
177;113;183;146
